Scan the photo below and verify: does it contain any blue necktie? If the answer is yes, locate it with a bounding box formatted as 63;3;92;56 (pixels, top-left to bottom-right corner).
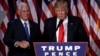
24;22;30;40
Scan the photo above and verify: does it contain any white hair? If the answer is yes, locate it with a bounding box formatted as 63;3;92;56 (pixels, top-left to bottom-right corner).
18;2;28;10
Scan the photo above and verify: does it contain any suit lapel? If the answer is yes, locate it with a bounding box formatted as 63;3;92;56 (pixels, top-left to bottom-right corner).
67;16;74;42
18;19;29;40
29;21;33;39
53;18;57;41
50;17;57;42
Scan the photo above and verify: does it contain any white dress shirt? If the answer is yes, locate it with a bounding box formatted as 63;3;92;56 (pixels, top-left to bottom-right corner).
20;18;30;35
56;16;68;42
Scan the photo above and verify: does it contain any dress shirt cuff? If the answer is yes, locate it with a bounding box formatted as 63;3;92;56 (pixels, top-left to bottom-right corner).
14;41;19;47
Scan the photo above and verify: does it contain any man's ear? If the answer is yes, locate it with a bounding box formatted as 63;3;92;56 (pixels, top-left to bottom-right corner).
17;10;20;16
54;8;57;14
66;8;69;14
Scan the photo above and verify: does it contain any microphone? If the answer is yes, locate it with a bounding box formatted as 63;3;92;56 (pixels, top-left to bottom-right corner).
56;20;63;31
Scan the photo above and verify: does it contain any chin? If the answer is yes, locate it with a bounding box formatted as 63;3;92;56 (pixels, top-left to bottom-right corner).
58;16;65;19
23;18;28;20
59;18;65;20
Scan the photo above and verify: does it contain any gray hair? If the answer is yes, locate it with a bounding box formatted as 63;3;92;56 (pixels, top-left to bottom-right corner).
18;2;28;11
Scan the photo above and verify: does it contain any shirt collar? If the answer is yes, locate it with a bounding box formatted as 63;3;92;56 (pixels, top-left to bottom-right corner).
57;16;68;25
20;18;29;24
63;16;68;24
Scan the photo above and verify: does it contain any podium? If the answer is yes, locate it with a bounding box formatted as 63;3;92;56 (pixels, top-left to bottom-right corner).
34;42;88;56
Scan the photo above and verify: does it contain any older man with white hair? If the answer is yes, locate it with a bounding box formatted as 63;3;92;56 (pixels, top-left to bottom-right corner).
3;2;40;56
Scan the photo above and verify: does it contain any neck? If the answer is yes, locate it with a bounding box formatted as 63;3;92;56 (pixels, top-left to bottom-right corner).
20;18;28;21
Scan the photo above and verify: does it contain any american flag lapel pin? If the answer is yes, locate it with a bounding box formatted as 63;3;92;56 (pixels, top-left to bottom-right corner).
70;22;73;26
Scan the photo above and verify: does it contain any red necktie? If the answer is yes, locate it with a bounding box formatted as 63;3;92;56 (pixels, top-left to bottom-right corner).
58;24;64;42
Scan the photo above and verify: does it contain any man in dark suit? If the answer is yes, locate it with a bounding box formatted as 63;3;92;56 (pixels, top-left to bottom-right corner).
3;2;40;56
43;0;89;42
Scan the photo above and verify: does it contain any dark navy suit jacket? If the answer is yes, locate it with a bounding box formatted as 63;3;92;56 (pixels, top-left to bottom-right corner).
43;16;89;42
3;19;40;56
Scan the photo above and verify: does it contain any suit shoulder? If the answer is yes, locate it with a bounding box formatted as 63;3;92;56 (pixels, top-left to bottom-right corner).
69;16;82;23
29;20;38;25
29;20;39;28
8;19;19;25
45;17;56;23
